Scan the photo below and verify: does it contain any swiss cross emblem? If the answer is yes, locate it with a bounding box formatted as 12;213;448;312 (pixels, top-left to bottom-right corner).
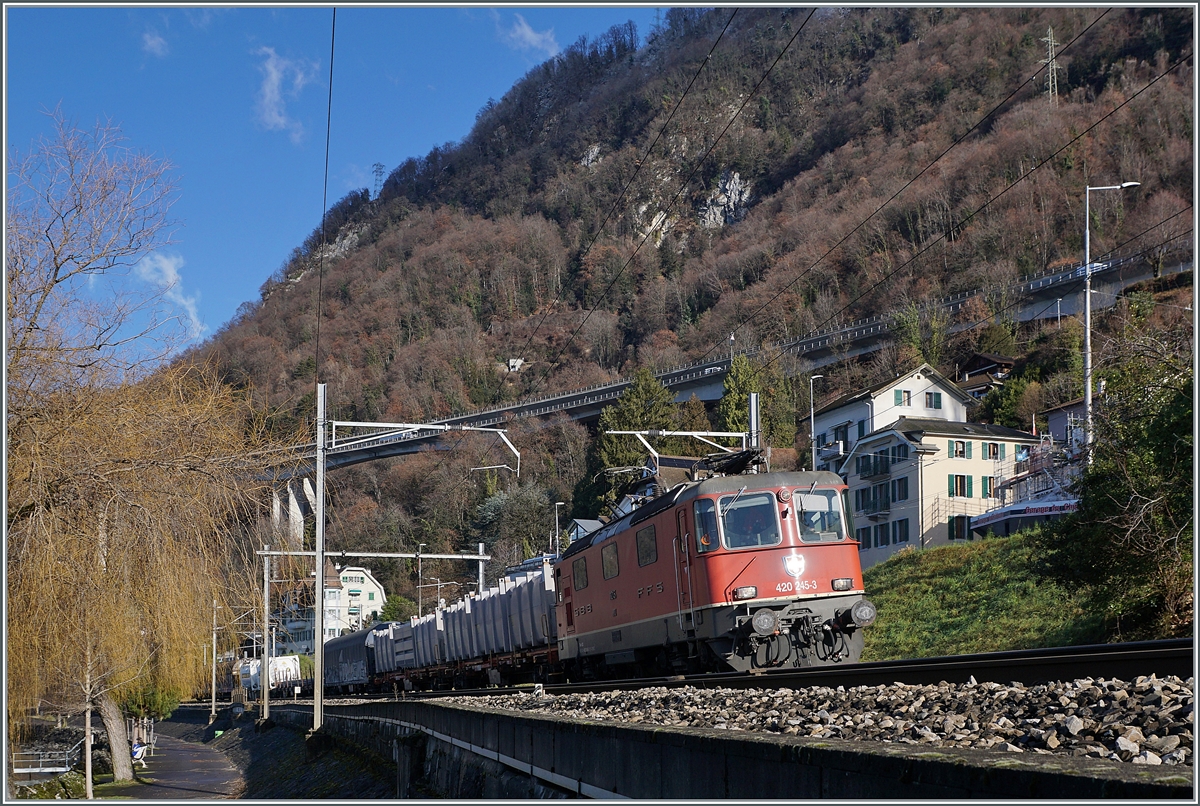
784;554;805;578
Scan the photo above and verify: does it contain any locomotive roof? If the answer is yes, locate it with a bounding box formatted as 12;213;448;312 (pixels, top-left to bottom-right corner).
560;469;844;560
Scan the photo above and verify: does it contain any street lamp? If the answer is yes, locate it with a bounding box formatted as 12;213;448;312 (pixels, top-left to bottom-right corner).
809;375;824;471
729;332;735;363
553;502;565;556
416;543;427;617
418;578;459;609
1084;181;1139;460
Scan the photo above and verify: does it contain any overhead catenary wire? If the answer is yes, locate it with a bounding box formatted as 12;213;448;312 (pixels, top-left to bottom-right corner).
507;9;741;382
314;8;337;388
696;9;1114;367
808;217;1193;434
447;11;742;460
747;46;1194;384
524;8;818;400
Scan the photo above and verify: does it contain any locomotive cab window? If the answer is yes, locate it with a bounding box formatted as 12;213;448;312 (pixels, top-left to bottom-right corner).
693;499;718;553
635;525;658;566
719;492;781;549
572;557;588;590
601;543;619;580
794;489;847;542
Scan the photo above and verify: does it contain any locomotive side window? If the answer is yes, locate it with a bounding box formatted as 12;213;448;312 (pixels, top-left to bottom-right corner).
795;489;847;542
720;493;781;549
601;543;619;580
572;557;589;590
636;525;657;566
693;499;718;553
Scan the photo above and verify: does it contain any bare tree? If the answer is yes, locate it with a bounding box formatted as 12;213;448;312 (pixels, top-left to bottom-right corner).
6;111;286;793
7;107;182;400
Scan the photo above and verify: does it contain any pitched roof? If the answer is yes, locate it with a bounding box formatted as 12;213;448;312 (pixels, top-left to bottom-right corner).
811;363;971;419
839;415;1039;471
887;416;1038;441
1041;397;1085;415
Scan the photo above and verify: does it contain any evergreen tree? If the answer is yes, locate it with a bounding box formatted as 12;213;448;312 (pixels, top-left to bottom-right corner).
574;369;675;518
714;354;797;448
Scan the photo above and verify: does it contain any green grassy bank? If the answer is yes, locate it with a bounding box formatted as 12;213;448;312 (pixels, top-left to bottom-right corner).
860;531;1108;662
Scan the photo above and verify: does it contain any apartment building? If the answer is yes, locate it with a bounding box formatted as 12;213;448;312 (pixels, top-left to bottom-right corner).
843;417;1040;569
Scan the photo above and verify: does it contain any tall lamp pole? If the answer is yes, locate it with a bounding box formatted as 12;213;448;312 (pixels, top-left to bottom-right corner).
1084;182;1139;461
554;502;565;555
809;374;824;471
210;599;218;723
417;543;427;616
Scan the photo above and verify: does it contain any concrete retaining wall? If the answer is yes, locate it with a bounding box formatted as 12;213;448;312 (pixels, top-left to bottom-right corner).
272;701;1192;799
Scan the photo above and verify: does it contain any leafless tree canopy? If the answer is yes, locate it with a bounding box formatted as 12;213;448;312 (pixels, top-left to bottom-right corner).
7;107;182;400
6;111;286;791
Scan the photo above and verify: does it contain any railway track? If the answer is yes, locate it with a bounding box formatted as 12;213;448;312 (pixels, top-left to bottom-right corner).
315;638;1191;704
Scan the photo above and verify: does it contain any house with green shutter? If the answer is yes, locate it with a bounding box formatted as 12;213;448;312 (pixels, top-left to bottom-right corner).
805;363;972;473
805;363;1038;569
842;418;1039;569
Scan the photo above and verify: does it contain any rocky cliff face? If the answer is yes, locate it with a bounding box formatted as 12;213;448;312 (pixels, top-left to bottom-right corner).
699;171;753;229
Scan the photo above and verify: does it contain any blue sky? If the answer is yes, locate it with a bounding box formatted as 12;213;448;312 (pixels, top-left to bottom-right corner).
6;5;662;342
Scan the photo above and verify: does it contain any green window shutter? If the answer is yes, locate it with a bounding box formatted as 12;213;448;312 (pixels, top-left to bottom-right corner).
1000;443;1006;460
934;392;942;408
894;389;903;406
966;475;973;498
948;474;954;496
947;439;954;454
965;441;973;459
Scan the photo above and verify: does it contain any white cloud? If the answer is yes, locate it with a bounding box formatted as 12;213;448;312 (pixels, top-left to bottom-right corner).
254;46;317;144
498;12;559;59
142;30;169;57
135;252;206;339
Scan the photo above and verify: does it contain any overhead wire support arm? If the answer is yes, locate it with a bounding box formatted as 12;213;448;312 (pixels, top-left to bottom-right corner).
329;419;520;475
254;550;491;562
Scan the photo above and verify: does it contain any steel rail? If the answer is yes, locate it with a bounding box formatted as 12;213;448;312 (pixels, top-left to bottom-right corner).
322;638;1191;703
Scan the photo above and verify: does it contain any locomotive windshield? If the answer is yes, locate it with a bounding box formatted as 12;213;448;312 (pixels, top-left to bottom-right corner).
719;492;782;549
794;489;847;542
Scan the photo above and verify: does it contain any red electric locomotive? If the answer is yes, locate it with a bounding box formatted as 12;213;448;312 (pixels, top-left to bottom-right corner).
553;459;876;678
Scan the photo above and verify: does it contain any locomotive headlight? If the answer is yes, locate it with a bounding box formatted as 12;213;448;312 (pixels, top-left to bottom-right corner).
751;608;779;636
732;586;758;601
832;578;853;591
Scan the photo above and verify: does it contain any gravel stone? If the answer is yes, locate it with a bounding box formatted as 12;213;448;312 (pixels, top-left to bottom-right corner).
444;674;1193;767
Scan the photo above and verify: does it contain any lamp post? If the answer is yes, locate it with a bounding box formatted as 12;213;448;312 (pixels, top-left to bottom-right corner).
554;502;565;555
729;332;734;363
1084;182;1139;460
416;543;426;617
809;374;824;471
418;578;459;609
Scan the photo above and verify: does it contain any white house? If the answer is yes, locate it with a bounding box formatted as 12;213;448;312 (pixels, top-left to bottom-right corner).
275;560;388;655
843;417;1040;568
806;364;973;472
326;564;387;636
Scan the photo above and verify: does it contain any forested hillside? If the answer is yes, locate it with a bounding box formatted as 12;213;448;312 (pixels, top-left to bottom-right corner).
191;7;1192;603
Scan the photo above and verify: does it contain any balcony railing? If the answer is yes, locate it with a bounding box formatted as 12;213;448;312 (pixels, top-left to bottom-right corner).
858;497;891;519
859;456;892;479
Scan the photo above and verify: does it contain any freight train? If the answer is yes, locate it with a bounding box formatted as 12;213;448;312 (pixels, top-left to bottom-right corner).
320;453;877;692
214;656;304;699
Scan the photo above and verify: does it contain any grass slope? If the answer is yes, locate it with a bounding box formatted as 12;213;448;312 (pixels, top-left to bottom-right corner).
861;531;1106;662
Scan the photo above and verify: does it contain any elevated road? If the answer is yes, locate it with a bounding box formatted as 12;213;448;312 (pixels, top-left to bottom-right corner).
279;249;1189;475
